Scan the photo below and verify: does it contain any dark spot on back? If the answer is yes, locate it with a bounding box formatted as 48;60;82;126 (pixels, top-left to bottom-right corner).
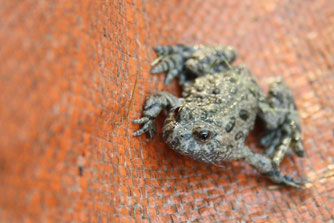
227;144;234;150
239;109;249;121
229;77;237;83
235;131;244;140
214;98;222;104
225;117;236;133
213;88;220;94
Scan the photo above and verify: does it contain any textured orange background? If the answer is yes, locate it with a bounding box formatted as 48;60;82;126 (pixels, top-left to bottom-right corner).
0;0;334;222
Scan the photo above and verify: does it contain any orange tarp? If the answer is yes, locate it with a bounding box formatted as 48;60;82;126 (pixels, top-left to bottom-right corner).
0;0;333;222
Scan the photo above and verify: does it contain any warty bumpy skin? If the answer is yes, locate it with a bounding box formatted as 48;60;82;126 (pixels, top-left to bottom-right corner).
133;45;307;188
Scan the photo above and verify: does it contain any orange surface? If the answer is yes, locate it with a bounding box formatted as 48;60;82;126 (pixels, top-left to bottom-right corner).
0;0;334;222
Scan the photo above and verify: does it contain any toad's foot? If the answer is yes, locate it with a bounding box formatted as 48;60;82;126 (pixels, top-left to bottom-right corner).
261;119;304;169
133;92;183;139
150;45;194;85
264;170;309;188
133;117;155;139
150;45;238;84
244;150;308;188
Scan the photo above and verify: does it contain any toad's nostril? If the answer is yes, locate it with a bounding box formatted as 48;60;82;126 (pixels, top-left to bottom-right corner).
180;133;192;140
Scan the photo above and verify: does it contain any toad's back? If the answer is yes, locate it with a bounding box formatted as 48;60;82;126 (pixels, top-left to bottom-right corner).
182;67;260;126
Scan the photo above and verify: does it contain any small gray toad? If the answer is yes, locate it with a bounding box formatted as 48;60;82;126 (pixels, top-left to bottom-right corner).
133;45;307;188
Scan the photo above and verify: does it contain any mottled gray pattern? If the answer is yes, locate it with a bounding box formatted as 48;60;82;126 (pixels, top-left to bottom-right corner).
134;45;307;188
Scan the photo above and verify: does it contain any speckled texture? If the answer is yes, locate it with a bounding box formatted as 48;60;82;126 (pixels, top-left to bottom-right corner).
1;0;334;222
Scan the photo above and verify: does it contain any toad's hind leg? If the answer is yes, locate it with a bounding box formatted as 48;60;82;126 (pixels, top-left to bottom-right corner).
258;80;305;167
133;92;184;139
150;45;238;84
243;148;307;188
185;45;238;76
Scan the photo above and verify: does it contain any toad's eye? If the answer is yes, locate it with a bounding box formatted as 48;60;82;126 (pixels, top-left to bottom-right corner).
193;128;212;142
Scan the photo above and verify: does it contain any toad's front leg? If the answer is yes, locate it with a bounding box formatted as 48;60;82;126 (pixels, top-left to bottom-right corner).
133;92;184;139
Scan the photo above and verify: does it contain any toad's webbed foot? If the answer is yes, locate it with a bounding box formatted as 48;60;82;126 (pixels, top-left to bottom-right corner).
259;80;305;166
150;45;194;85
133;92;183;139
